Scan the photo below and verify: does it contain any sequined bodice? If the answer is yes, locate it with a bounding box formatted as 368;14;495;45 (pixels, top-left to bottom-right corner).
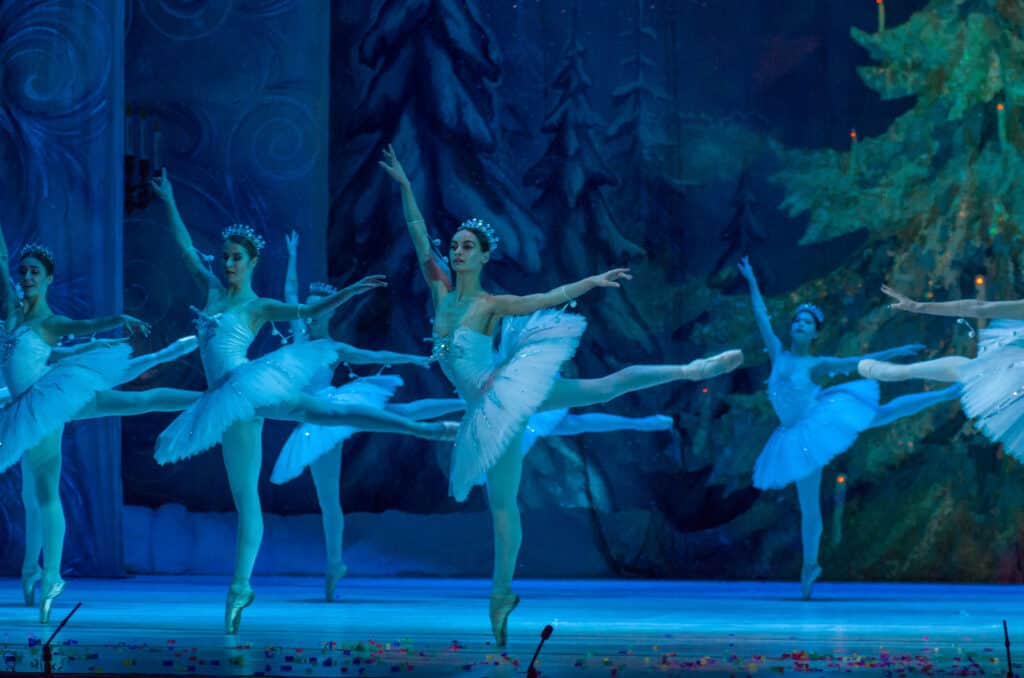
767;361;820;427
431;328;496;403
0;325;52;397
192;307;255;383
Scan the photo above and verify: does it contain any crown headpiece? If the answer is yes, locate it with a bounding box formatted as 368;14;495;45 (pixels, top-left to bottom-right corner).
19;243;55;269
794;303;824;324
221;223;266;252
459;217;500;252
308;281;338;296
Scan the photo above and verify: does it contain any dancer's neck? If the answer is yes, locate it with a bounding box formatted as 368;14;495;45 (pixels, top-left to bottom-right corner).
454;272;483;301
225;280;257;302
790;341;812;357
20;296;50;321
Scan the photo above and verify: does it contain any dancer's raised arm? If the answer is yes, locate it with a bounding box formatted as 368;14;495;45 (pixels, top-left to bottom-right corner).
379;145;450;307
255;275;387;324
283;230;305;340
738;256;782;359
0;224;19;324
42;313;151;342
488;269;632;317
149;169;222;297
813;344;924;379
882;284;1024;319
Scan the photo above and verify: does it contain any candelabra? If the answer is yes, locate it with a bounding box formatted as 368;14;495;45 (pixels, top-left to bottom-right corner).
124;106;163;214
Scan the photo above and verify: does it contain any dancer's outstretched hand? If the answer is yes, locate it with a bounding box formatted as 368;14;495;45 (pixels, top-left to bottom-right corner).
149;168;174;203
591;268;632;288
881;285;920;312
344;274;388;297
379;144;410;187
122;314;152;337
285;230;299;256
737;256;755;282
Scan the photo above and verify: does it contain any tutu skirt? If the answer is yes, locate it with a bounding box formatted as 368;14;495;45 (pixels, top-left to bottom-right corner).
155;339;342;464
960;319;1024;460
269;375;403;484
753;379;880;489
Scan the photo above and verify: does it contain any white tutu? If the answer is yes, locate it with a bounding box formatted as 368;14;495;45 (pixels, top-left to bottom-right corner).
435;310;586;502
753;379;880;489
155;339;342;464
269;375;404;484
960;319;1024;460
0;330;134;472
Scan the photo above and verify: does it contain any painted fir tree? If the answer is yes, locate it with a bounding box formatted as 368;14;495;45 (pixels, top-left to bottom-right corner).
329;0;546;509
524;26;650;348
334;0;544;315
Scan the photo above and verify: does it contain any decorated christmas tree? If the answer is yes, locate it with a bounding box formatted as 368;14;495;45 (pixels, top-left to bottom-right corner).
684;0;1024;582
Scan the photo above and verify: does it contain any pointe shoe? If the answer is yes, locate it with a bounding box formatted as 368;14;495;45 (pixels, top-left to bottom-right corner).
801;564;822;601
224;584;255;634
325;562;348;602
429;420;460;442
686;349;744;380
857;359;904;381
161;335;199;361
21;568;41;607
489;591;520;647
39;574;65;624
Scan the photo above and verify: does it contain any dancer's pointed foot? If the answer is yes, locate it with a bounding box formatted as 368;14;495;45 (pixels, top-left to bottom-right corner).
39;574;65;624
682;349;744;381
801;564;822;601
21;567;41;607
225;583;255;634
160;335;199;362
489;591;519;647
424;420;459;442
325;562;348;602
858;359;906;381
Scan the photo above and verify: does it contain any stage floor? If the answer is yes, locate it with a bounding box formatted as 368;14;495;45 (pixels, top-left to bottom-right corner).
0;576;1020;675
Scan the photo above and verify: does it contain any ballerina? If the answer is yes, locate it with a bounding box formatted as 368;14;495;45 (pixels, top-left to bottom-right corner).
381;145;742;645
268;230;435;601
270;232;675;600
738;258;960;599
0;231;199;623
857;285;1024;459
148;170;456;633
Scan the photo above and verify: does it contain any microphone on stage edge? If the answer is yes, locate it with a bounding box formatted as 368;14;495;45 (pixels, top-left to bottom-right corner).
1003;619;1013;678
527;624;554;678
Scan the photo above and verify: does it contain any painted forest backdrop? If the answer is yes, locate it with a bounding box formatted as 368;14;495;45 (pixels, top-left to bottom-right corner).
3;0;1022;580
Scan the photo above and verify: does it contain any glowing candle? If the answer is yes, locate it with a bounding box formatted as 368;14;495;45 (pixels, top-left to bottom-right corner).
831;473;848;547
849;129;859;172
998;102;1008;152
876;0;885;33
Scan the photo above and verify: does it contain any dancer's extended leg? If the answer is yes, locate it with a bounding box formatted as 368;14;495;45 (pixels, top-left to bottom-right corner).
551;412;672;436
869;385;962;429
858;356;969;383
386;398;465;421
74;388;202;419
271;393;456;440
541;351;742;411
